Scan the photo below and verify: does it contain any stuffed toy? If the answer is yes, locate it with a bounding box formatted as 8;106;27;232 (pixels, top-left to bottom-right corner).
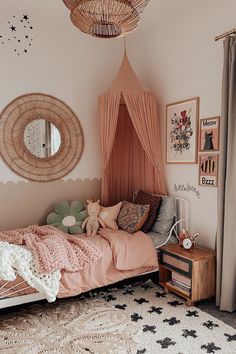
82;199;105;236
47;200;88;234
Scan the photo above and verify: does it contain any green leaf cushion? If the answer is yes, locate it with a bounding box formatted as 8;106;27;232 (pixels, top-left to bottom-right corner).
70;200;84;216
47;200;88;234
75;210;88;222
47;212;63;224
57;224;69;233
69;223;84;234
54;201;70;217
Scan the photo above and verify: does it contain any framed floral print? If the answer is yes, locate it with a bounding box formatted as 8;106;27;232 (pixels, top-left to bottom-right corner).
199;116;220;152
166;97;199;164
199;153;218;187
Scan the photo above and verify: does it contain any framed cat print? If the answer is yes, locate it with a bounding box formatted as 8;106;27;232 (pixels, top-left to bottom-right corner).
199;116;220;152
166;97;199;164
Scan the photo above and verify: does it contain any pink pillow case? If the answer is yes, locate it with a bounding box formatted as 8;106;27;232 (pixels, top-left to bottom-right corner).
99;202;122;230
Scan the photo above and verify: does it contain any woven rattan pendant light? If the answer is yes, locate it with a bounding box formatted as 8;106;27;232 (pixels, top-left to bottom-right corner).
63;0;150;38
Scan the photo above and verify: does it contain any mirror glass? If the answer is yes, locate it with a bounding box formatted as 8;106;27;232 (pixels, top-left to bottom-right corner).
24;119;61;158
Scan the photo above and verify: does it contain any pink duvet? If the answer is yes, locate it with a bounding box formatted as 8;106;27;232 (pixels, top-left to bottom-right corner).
0;228;158;299
58;228;158;298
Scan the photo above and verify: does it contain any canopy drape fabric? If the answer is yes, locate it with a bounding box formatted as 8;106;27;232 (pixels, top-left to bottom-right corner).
216;36;236;312
99;90;167;205
99;52;166;206
99;91;121;204
123;90;166;195
105;104;157;205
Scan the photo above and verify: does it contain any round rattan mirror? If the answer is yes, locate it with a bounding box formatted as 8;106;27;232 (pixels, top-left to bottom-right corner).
0;93;84;182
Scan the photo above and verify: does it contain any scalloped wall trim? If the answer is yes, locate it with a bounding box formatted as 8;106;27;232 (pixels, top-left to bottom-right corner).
0;178;101;231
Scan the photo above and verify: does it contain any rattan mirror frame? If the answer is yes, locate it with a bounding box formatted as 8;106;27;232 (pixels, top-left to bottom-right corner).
0;93;84;182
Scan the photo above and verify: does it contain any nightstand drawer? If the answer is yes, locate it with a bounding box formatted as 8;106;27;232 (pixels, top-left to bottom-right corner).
159;250;192;277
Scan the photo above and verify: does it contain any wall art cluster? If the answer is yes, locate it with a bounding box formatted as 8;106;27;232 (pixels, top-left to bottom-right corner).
166;97;220;187
0;14;34;56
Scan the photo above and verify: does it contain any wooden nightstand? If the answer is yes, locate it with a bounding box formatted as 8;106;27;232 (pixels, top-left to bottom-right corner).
159;244;216;307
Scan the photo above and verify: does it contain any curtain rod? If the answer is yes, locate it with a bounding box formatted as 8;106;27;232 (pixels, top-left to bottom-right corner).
215;28;236;41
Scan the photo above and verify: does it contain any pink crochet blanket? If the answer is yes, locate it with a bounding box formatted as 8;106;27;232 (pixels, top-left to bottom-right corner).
0;225;100;274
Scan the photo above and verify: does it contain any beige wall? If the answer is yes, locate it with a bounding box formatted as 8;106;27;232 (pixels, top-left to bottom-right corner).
0;0;123;229
0;179;101;231
127;0;236;249
0;0;124;184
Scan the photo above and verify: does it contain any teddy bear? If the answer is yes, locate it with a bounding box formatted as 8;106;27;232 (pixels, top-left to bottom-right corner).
82;199;105;237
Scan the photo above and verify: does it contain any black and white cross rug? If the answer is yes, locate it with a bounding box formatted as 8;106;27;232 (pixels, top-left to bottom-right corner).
95;280;236;354
0;281;235;353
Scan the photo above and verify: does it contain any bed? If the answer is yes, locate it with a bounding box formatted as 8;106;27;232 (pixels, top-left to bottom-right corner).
0;196;189;310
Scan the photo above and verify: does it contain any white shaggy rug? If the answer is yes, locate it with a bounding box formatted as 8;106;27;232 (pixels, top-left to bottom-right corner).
0;281;235;354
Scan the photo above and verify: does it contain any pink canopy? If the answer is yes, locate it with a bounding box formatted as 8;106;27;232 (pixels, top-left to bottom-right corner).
98;52;167;206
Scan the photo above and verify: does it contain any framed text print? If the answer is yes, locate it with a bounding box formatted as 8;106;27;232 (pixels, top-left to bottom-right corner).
166;97;199;164
199;154;218;187
199;116;220;152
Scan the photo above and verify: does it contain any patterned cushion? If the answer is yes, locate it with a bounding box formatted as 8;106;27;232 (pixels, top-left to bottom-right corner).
135;190;162;232
117;201;150;234
151;196;176;235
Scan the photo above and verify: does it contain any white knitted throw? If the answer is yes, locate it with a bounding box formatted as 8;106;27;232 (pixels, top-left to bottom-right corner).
0;241;60;302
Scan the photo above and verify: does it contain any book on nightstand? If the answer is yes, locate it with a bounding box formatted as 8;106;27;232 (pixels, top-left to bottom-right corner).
169;271;192;293
168;280;191;293
171;271;191;287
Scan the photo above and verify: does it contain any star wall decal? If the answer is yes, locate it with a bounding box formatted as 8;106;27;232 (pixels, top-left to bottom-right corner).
0;14;35;56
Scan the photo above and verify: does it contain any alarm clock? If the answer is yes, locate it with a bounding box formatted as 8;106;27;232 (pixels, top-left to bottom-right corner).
182;238;193;250
182;233;200;250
